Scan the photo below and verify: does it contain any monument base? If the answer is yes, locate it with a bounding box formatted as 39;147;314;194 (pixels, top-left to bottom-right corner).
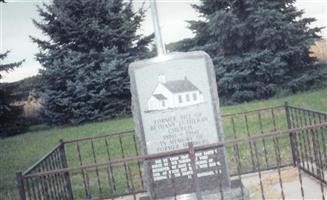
140;179;249;200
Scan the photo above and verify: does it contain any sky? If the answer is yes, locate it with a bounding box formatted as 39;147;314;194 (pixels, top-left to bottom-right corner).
0;0;326;83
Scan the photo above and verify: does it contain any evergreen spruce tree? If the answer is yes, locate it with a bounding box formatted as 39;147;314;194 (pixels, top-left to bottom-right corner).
0;51;25;136
179;0;326;103
32;0;152;125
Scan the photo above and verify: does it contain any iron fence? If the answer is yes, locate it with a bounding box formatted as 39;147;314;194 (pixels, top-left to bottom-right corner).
16;103;327;200
287;104;327;184
16;140;73;200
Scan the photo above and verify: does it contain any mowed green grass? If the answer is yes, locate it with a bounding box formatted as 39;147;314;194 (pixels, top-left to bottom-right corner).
1;87;327;199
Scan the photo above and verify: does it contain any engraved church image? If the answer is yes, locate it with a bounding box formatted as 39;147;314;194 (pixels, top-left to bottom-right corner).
147;74;204;111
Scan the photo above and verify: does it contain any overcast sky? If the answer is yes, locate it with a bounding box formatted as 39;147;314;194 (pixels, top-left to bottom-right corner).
0;0;326;83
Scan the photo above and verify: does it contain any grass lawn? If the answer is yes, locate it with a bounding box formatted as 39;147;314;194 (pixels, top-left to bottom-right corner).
1;87;327;199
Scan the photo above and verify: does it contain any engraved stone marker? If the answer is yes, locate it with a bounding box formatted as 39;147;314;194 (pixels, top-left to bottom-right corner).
129;51;247;199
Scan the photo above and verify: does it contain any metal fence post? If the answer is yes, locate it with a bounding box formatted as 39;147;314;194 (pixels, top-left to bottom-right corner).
16;171;26;200
285;102;297;166
59;139;74;199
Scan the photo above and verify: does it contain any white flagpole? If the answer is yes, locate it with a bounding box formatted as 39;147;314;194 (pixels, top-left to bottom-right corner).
150;0;166;56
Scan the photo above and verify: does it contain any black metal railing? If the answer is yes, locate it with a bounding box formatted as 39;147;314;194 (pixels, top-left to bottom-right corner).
16;140;73;200
16;103;327;200
287;104;327;184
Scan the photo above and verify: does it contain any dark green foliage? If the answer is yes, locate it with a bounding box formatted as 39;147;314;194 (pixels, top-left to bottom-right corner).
0;51;26;137
0;101;26;137
0;76;40;101
173;0;326;104
32;0;152;125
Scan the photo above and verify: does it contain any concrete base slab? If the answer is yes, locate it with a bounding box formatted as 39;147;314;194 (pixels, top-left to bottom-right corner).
241;167;327;199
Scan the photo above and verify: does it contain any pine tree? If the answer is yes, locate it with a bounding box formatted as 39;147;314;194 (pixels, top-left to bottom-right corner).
0;51;25;137
32;0;152;125
178;0;326;103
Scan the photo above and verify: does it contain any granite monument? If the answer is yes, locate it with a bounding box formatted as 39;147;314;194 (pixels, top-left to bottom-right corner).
129;51;247;199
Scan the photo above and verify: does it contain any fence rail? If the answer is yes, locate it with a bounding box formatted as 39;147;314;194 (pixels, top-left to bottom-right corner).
16;103;327;200
287;104;327;184
17;140;73;200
